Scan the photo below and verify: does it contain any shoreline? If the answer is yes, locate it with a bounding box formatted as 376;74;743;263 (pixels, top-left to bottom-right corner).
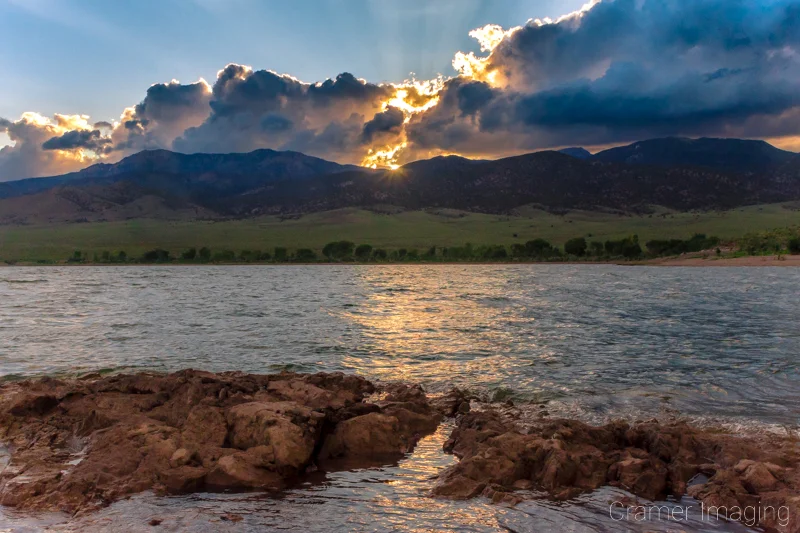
639;254;800;267
2;254;799;267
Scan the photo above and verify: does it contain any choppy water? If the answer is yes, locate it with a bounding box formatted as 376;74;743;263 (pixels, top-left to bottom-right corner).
1;264;798;532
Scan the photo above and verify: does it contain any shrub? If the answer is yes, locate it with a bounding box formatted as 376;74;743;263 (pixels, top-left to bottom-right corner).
524;239;556;258
737;232;782;255
789;238;800;254
564;237;587;257
372;248;388;260
142;249;171;263
212;250;236;262
239;250;262;262
605;235;642;259
477;245;508;259
354;244;373;260
442;245;473;259
198;247;211;261
181;248;197;260
510;244;527;258
322;241;355;259
274;247;289;261
589;241;604;256
646;234;721;257
294;248;317;262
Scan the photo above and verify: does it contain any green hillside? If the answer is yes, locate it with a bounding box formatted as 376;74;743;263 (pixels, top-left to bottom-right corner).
1;203;799;262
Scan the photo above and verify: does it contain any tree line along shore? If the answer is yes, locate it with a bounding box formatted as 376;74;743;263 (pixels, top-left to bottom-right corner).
4;228;798;265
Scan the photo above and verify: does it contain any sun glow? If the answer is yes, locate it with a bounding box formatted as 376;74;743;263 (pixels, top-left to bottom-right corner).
361;76;446;170
385;89;439;119
359;22;526;170
362;142;408;170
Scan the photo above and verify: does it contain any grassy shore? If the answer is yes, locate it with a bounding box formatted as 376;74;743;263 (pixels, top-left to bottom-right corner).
1;203;799;262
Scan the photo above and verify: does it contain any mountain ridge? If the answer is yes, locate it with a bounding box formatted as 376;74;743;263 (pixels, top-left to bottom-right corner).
590;137;795;173
0;137;798;225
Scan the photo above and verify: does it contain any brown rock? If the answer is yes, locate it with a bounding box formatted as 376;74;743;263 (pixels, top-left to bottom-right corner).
169;448;197;468
430;388;469;417
9;394;59;417
608;455;668;500
182;405;227;449
161;465;206;493
432;406;800;533
226;401;322;471
740;461;780;493
205;452;284;490
319;413;405;460
0;371;437;513
512;479;533;490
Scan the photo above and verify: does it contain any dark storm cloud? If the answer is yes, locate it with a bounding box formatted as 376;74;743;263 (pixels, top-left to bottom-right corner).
111;79;212;152
42;129;112;153
308;73;389;103
455;81;495;116
406;0;800;158
260;113;293;132
362;106;404;142
174;65;395;162
485;0;800;91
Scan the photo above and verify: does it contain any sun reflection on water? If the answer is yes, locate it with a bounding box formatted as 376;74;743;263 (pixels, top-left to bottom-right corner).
336;266;534;391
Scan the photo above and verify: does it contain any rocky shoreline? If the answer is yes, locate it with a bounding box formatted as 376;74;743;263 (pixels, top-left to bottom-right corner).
0;371;798;532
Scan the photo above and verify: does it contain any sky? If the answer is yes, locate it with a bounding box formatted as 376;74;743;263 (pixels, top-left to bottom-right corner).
0;0;798;180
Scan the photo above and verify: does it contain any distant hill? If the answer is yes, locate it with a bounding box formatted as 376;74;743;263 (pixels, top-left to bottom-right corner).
591;137;796;173
0;139;798;224
558;147;592;159
216;149;800;217
0;149;357;200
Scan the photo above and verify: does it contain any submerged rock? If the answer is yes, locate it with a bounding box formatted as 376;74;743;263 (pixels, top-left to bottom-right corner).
0;371;441;514
433;409;800;532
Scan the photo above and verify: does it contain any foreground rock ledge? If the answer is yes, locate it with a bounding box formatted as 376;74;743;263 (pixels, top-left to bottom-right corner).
1;374;798;532
432;402;800;533
0;371;441;514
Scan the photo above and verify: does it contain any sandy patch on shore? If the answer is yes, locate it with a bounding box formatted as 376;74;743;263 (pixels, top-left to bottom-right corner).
645;254;800;267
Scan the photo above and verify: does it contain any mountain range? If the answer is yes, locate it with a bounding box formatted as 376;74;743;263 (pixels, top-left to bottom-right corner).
0;137;798;224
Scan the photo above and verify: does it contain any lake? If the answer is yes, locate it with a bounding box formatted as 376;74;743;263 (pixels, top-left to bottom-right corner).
1;265;798;531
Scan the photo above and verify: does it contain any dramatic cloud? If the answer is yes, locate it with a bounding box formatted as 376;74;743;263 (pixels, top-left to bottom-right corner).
1;0;799;180
42;129;112;153
0;113;102;180
111;79;213;153
362;106;405;143
172;67;396;161
408;0;800;160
